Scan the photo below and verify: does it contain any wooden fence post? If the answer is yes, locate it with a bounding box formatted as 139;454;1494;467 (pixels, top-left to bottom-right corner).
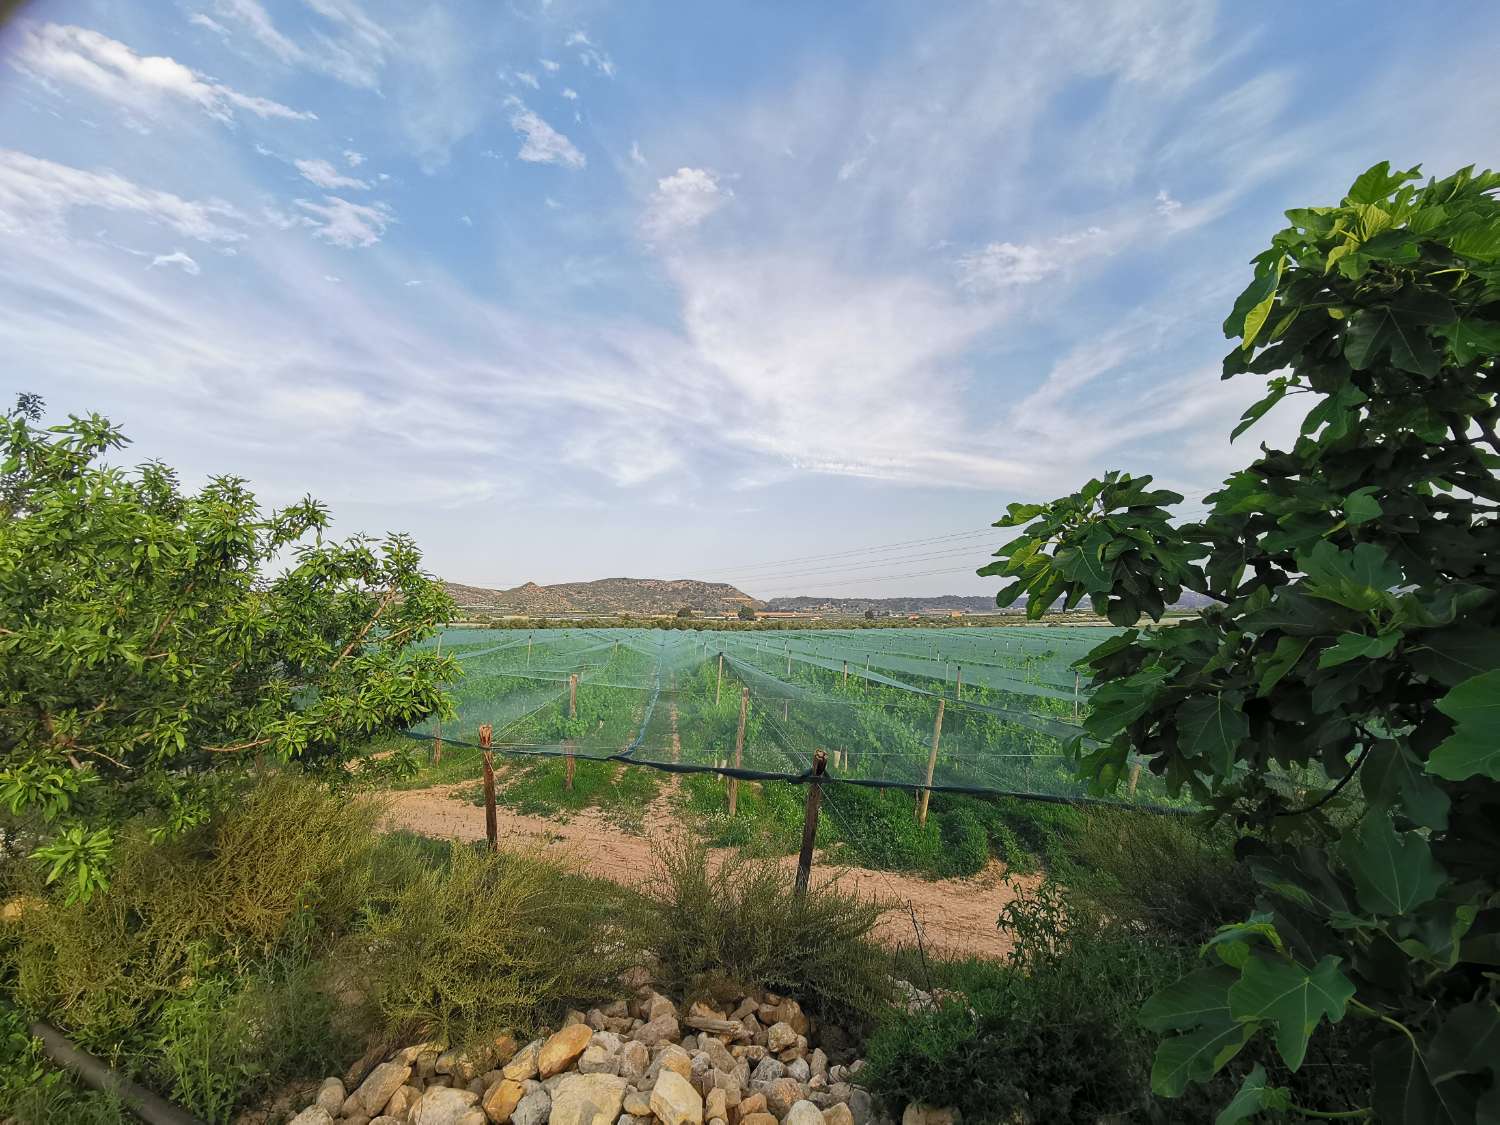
716;653;723;707
917;699;945;827
842;660;848;685
794;749;828;901
956;665;962;700
526;634;532;669
1074;671;1081;722
479;724;497;852
432;635;444;764
729;686;748;816
786;648;792;676
1128;761;1142;797
568;673;578;718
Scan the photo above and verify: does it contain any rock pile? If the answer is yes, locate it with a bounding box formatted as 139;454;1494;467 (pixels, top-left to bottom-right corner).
286;989;914;1125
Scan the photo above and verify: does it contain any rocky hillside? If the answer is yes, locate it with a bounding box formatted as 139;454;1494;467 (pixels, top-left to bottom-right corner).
446;578;760;616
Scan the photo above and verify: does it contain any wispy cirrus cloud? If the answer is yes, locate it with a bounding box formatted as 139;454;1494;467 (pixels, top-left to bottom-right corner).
295;195;394;246
12;22;314;124
294;157;370;189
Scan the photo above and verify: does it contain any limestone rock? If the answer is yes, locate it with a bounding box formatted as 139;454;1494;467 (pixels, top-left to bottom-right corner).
809;1050;828;1083
705;1087;728;1121
785;1101;823;1125
315;1077;346;1116
761;1078;803;1119
901;1106;960;1125
648;994;679;1021
371;1118;401;1125
503;1040;545;1082
288;1108;333;1125
620;1040;650;1086
624;1090;653;1116
578;1044;621;1076
457;1113;488;1125
785;1059;810;1084
411;1086;480;1125
823;1104;855;1125
701;1037;736;1073
766;1024;797;1053
353;1063;414;1118
737;1092;767;1118
650;1070;704;1125
540;1024;596;1078
653;1045;693;1083
770;1000;809;1038
512;1086;552;1125
740;1115;778;1125
750;1057;784;1084
848;1092;873;1125
383;1087;418;1120
482;1078;526;1124
634;1015;680;1047
550;1073;629;1125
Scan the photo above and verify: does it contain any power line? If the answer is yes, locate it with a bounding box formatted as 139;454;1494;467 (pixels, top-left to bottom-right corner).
749;565;983;595
694;527;998;577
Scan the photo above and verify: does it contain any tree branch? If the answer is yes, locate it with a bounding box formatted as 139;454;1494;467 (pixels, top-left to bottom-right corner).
330;587;398;671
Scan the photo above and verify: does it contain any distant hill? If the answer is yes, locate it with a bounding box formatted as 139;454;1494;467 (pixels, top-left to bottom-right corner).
762;594;999;615
444;578;1216;618
445;577;760;616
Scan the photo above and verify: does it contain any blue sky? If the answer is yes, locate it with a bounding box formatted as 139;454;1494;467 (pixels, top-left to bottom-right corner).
3;0;1498;598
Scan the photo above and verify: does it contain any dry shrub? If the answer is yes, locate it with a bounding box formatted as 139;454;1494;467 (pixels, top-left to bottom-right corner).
349;841;642;1050
641;837;894;1024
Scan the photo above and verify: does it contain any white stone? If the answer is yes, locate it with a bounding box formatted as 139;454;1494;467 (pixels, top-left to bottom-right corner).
549;1073;629;1125
315;1077;346;1116
650;1068;704;1125
785;1101;824;1125
288;1108;333;1125
410;1085;480;1125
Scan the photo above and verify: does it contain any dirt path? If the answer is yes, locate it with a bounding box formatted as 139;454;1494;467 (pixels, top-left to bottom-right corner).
382;784;1035;960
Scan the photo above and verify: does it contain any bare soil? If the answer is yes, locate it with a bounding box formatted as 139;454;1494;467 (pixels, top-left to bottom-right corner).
382;780;1036;961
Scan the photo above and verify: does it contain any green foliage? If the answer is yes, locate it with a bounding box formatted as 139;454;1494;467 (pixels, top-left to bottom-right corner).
980;163;1500;1119
864;882;1208;1123
351;841;641;1049
2;777;384;1119
0;398;457;895
641;838;894;1024
1064;808;1255;945
0;1005;128;1125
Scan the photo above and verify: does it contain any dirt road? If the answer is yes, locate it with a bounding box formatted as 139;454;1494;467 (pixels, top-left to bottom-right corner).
383;782;1035;960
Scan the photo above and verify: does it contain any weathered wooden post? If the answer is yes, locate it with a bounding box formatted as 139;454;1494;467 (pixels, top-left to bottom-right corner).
479;724;497;852
1128;761;1142;797
917;699;945;826
729;687;748;815
786;647;792;676
842;660;848;685
526;634;532;669
956;665;963;700
566;672;578;792
716;653;724;707
1074;671;1081;722
794;749;828;901
432;635;444;764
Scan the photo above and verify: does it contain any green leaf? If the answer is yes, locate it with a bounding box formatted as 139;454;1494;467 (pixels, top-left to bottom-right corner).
1223;267;1280;340
1428;669;1500;780
1343;486;1382;526
1371;1033;1464;1125
1214;1064;1292;1125
1317;630;1401;668
1231;383;1288;442
1256;636;1310;695
1426;1000;1500;1083
1227;955;1355;1071
1176;693;1248;775
1150;1018;1251;1098
1363;741;1450;830
1337;811;1445;916
1139;964;1238;1032
1345;161;1420;205
1241;291;1277;351
1345;306;1441;376
1434;316;1500;364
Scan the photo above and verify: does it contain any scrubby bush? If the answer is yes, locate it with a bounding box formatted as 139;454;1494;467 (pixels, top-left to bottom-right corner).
1065;807;1255;944
642;838;895;1024
864;881;1209;1123
352;841;641;1050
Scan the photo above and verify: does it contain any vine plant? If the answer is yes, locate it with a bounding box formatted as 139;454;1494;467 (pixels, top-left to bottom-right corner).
980;163;1500;1121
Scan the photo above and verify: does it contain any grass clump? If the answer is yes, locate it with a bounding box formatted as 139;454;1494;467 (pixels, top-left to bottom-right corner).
640;838;894;1024
351;841;642;1050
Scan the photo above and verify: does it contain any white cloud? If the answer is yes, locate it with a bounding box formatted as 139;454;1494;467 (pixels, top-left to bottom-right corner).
955;226;1108;290
630;141;646;166
295;157;371;190
1155;189;1181;215
404;279;424;286
0;150;246;242
565;31;615;77
295;195;394;247
188;13;228;35
539;58;560;72
642;168;730;239
507;100;586;168
515;70;540;89
13;22;315;123
149;249;201;274
343;149;365;167
459;214;472;226
561;87;578;101
212;0;392;89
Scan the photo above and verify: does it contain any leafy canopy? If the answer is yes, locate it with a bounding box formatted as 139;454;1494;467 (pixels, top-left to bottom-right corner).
0;398;457;900
981;163;1500;1121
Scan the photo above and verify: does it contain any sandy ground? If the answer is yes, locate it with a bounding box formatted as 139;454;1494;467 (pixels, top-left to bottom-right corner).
382;776;1036;961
